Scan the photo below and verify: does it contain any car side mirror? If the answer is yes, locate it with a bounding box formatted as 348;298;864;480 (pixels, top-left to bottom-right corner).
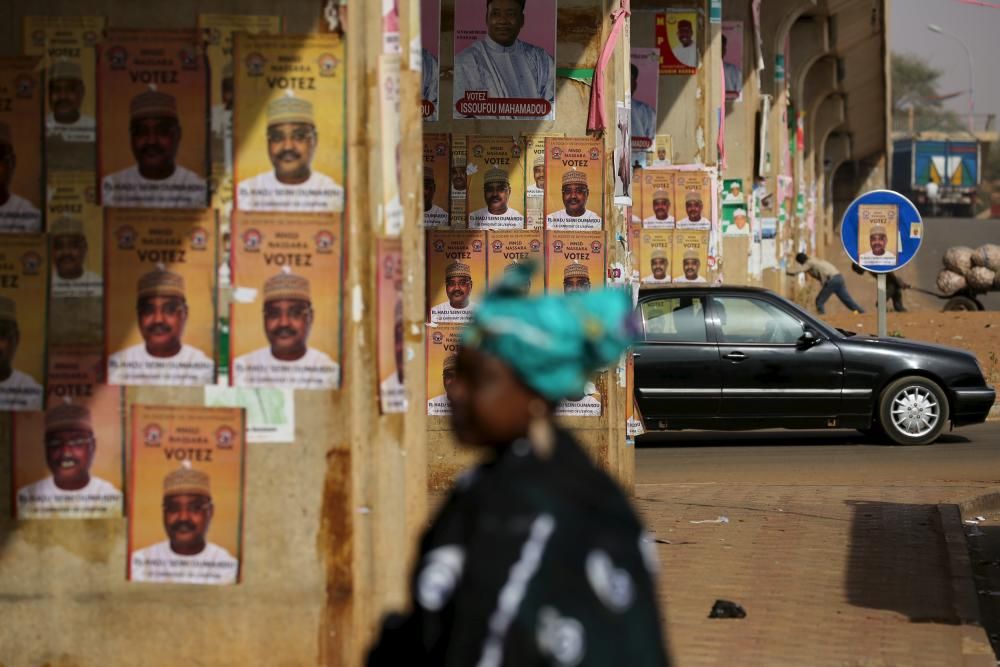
797;328;819;348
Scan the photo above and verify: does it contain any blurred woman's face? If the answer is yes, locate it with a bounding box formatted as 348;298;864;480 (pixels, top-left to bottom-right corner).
449;347;540;448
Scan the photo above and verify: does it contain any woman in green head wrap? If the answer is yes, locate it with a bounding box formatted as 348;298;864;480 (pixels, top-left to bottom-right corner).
368;264;672;667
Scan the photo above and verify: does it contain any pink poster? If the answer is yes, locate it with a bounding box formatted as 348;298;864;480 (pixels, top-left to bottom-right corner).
630;48;659;151
453;0;556;120
421;0;441;121
722;21;744;101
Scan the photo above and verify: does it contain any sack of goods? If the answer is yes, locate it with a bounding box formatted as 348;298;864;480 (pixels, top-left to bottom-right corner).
939;244;1000;294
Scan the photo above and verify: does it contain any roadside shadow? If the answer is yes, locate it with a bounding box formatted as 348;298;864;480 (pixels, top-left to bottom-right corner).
844;500;960;624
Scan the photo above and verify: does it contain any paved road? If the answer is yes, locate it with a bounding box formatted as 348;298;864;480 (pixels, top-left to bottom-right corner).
636;421;1000;485
911;216;1000;310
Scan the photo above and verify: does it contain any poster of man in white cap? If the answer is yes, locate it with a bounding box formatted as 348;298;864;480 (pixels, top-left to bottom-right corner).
426;324;462;416
377;238;406;413
675;170;713;231
545;230;605;294
722;205;750;236
453;0;556;121
234;34;345;213
486;230;544;295
104;209;216;386
544;137;605;231
641;169;676;229
640;230;673;284
0;58;43;233
427;230;486;323
14;382;123;520
98;30;208;209
0;235;47;411
23;16;104;143
524;133;561;230
230;212;342;390
128;405;245;585
466;136;525;229
423;133;450;228
858;204;899;268
47;171;102;298
421;0;441;122
673;231;709;283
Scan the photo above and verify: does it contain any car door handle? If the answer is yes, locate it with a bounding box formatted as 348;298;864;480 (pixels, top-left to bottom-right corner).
632;352;641;358
723;351;747;361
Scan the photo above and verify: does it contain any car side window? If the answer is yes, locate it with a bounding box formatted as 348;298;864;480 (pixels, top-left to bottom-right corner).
713;297;804;345
641;297;708;343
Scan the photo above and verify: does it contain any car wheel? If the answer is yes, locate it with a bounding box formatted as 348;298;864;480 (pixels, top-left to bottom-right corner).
877;376;949;446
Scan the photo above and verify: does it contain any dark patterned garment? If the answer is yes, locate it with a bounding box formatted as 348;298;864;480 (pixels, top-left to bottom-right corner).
368;429;672;667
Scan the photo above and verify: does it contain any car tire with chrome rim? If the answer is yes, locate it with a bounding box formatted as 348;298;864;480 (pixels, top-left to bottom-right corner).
877;376;950;446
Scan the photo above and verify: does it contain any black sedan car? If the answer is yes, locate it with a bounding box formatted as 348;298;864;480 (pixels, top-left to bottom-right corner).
633;286;995;445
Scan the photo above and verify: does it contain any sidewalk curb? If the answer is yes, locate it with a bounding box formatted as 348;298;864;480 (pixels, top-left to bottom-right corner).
937;504;996;666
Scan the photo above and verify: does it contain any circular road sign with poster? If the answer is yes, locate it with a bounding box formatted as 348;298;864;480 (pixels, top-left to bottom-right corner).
840;189;923;274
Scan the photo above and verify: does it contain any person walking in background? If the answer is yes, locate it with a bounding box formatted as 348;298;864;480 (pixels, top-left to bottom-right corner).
367;263;671;667
788;252;865;315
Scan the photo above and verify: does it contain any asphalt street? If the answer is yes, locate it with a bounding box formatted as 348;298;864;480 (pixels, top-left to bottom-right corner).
636;421;1000;485
911;216;1000;310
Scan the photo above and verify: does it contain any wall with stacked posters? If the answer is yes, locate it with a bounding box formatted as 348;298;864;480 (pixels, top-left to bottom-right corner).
0;4;348;665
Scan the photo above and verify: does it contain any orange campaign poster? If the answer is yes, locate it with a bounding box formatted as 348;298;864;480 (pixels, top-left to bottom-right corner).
523;132;562;231
104;209;217;386
229;212;342;390
427;229;486;324
675;169;713;230
422;132;451;228
486;230;544;296
449;134;468;227
0;57;44;233
426;323;462;416
640;229;673;285
544;137;605;231
233;34;345;214
0;234;47;411
641;168;677;229
656;10;698;75
545;230;605;295
858;204;899;268
198;14;284;212
673;229;709;283
22;16;104;145
13;345;123;520
47;171;102;298
128;404;245;586
97;30;209;209
465;135;525;230
377;238;405;414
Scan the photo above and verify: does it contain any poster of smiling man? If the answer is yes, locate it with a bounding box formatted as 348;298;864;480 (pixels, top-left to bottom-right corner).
230;212;342;390
657;10;698;75
427;230;486;324
104;209;216;386
47;171;101;298
0;234;47;411
128;404;245;585
466;135;525;229
423;132;451;228
0;58;44;233
98;30;208;209
453;0;556;121
234;34;345;214
544;137;605;231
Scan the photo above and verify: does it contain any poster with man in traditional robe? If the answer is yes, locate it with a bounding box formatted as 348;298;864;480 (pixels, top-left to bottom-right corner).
544;137;604;231
466;135;525;230
48;171;102;298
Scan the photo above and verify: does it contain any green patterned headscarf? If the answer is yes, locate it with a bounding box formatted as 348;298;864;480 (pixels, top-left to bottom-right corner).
461;263;637;402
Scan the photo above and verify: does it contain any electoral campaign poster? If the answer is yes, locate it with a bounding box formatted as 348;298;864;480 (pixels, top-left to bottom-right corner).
858;204;899;268
420;0;441;122
23;16;104;144
13;346;123;520
230;212;342;390
722;21;744;101
453;0;556;120
486;230;544;296
104;209;216;386
545;230;605;295
630;48;659;153
523;133;562;230
641;168;676;229
673;230;709;283
128;405;245;585
377;238;405;414
98;30;209;209
614;102;632;206
378;53;404;236
0;234;47;411
204;385;294;444
466;136;525;230
199;14;283;212
722;177;745;205
426;323;461;416
555;374;604;417
722;203;750;236
544;137;605;231
48;171;102;298
423;132;450;228
427;229;486;324
0;58;44;233
234;34;345;213
640;229;673;285
675;169;713;230
657;10;698;75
